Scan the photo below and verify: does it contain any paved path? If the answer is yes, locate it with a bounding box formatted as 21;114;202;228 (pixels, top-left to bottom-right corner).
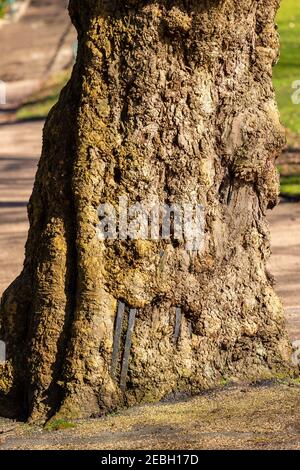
0;0;76;111
0;0;75;83
268;203;300;341
0;120;42;293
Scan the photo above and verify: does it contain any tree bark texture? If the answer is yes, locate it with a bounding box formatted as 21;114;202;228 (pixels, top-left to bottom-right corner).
0;0;293;423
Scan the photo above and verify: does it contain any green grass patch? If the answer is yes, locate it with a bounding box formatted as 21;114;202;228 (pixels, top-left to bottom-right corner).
16;70;71;121
0;2;6;18
279;173;300;196
0;0;16;19
281;184;300;196
274;0;300;135
280;174;300;184
274;2;300;194
44;419;76;432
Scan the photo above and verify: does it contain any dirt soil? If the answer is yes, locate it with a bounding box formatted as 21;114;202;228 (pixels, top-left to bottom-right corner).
0;382;299;450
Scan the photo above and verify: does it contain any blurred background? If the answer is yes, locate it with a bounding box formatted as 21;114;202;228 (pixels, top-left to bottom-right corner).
0;0;299;344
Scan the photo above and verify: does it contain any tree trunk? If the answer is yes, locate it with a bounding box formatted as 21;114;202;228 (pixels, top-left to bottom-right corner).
0;0;293;423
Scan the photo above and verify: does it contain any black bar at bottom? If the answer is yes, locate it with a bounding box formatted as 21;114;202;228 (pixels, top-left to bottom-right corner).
0;450;297;466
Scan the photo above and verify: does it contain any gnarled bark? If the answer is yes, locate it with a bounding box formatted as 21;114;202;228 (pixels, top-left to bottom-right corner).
0;0;293;423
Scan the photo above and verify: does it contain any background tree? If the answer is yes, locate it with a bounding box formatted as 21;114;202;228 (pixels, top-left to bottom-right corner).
0;0;292;423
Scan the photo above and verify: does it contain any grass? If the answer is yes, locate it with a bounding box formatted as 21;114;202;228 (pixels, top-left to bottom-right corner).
16;69;71;121
0;0;16;19
280;174;300;197
44;419;76;432
274;0;300;136
0;1;6;18
277;162;300;197
273;1;300;197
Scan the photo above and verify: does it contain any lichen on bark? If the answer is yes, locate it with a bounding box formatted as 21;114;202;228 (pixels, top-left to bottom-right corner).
0;0;294;423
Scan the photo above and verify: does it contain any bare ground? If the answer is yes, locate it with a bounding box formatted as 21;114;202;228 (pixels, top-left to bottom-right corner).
0;382;299;450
